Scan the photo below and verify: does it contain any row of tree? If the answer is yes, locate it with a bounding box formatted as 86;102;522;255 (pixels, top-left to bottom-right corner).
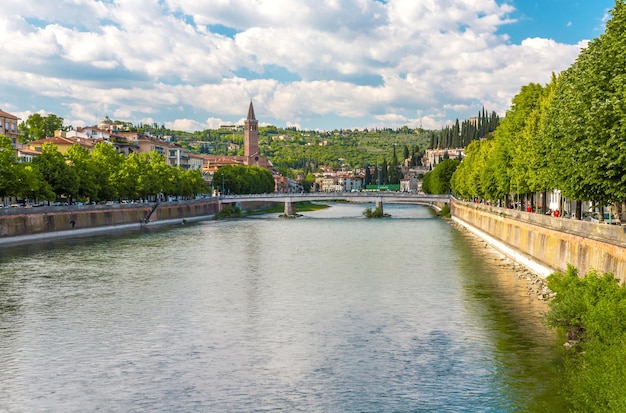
0;135;207;204
448;0;626;215
428;108;500;150
215;164;275;195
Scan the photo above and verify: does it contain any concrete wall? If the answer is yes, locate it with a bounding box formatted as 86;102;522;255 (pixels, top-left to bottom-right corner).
0;200;223;238
0;199;279;241
451;200;626;281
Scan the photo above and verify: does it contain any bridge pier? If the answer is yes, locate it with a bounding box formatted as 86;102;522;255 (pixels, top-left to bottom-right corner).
284;200;296;216
376;197;383;215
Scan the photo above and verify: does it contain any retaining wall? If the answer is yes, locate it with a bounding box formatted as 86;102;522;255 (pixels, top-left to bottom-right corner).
0;199;280;241
451;200;626;281
0;200;275;242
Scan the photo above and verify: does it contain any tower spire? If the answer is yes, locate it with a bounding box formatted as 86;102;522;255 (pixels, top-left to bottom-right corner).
244;101;259;161
247;101;256;121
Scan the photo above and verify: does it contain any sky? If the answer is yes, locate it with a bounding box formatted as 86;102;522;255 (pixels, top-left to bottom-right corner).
0;0;616;132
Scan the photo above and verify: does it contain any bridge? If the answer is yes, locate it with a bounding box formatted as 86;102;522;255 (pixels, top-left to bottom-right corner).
218;192;452;216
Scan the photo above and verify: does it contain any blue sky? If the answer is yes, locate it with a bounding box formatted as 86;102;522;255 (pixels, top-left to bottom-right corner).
0;0;615;132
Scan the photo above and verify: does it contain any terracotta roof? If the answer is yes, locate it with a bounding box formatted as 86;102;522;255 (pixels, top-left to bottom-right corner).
17;148;40;155
29;136;100;148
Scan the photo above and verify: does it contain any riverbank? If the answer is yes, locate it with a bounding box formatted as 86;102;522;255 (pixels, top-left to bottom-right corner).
0;214;215;247
0;198;281;247
451;199;626;282
448;218;554;303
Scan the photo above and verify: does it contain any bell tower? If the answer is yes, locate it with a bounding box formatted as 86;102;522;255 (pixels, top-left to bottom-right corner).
244;101;259;163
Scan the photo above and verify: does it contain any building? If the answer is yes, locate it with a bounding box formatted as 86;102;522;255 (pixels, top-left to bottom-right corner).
400;176;419;192
200;102;274;172
0;109;20;146
243;101;272;169
423;148;464;169
27;136;101;154
338;176;363;192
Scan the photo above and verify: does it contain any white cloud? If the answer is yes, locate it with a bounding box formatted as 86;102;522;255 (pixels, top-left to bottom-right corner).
0;0;602;131
165;118;207;132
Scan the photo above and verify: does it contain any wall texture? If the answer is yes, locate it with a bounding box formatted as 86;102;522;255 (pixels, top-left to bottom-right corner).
452;200;626;281
0;199;242;240
0;199;280;240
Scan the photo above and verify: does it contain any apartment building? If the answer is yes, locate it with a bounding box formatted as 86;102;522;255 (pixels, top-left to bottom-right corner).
0;109;20;146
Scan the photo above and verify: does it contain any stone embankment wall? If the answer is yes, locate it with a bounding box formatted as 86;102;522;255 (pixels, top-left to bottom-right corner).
451;200;626;281
0;199;274;241
0;200;218;238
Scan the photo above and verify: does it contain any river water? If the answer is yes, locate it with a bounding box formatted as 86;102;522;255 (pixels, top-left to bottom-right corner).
0;203;564;412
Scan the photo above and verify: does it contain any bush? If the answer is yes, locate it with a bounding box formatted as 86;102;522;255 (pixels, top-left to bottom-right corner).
440;203;451;218
545;266;626;412
216;205;241;219
363;206;384;218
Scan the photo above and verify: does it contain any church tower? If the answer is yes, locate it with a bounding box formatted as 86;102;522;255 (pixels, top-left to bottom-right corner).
244;101;259;164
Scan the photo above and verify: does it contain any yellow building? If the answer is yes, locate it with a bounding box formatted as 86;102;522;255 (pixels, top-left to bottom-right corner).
27;136;100;154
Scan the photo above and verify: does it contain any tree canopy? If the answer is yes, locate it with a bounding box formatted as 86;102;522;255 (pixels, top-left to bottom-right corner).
216;164;275;195
18;113;65;143
450;0;626;209
1;139;208;204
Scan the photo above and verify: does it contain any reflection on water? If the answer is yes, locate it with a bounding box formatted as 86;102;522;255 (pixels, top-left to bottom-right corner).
0;203;564;412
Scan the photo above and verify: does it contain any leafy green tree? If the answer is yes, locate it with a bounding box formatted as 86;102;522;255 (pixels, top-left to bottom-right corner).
114;152;145;200
0;135;20;201
18;113;65;143
32;142;78;203
302;172;315;192
217;165;274;194
66;144;99;202
91;143;122;202
423;159;460;194
542;0;626;206
17;163;54;202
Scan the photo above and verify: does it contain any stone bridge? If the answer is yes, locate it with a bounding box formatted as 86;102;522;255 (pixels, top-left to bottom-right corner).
219;192;452;215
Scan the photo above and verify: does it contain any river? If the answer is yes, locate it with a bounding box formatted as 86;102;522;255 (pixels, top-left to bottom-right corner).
0;203;564;412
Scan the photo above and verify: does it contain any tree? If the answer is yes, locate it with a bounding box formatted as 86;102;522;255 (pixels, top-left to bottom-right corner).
32;142;78;203
19;113;65;143
91;143;122;202
489;83;545;202
114;152;145;200
216;165;274;194
423;159;460;194
541;0;626;206
66;144;99;202
17;163;54;202
0;135;20;201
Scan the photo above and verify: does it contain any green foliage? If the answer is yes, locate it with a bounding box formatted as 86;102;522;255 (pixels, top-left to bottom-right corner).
422;158;460;194
33;143;79;202
545;265;626;412
216;164;274;195
440;203;451;218
18;113;65;143
363;206;384;218
1;139;207;203
428;108;499;149
452;1;626;207
216;205;242;219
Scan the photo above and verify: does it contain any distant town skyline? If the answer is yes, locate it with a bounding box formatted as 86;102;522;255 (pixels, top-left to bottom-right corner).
0;0;615;132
